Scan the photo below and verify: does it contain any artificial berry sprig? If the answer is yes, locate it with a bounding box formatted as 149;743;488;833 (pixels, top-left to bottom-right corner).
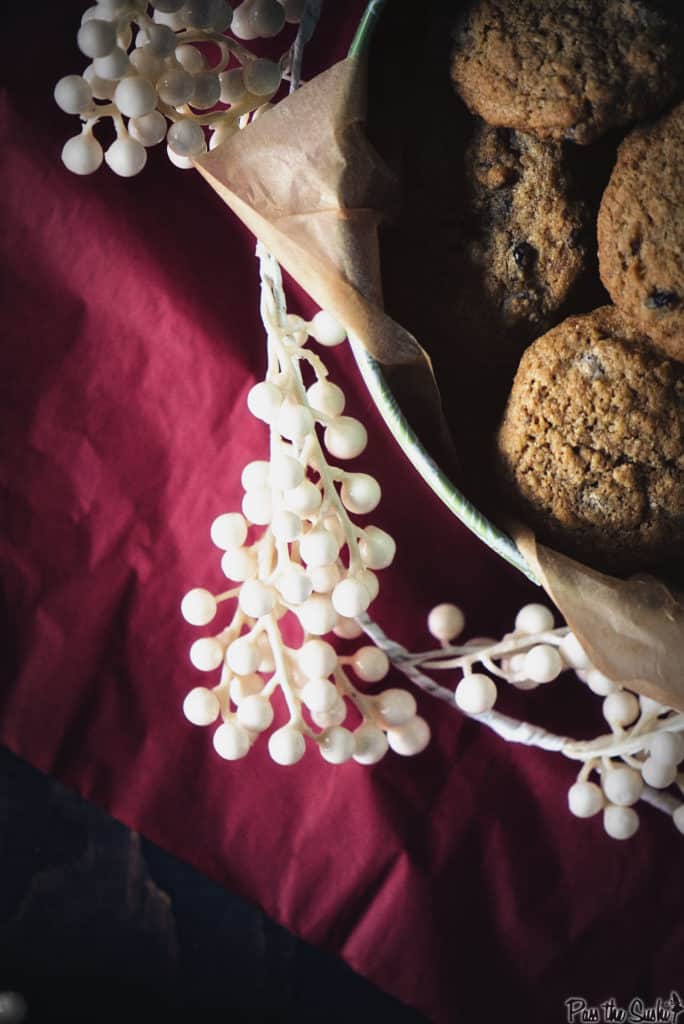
55;0;316;177
180;245;430;766
359;604;684;839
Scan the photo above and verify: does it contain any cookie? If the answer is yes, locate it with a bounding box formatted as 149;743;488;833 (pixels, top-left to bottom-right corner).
450;0;684;145
598;101;684;362
496;306;684;573
460;122;587;357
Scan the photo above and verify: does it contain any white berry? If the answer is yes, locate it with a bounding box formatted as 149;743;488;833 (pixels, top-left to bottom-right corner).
191;72;221;110
242;486;272;525
270;451;304;490
387;716;430;756
297;639;338;679
427;603;465;642
183;686;220;726
276;567;312;605
54;75;93;115
210;512;248;550
514;603;554;635
189;637;224;672
236;694;274;733
581;668;620;697
312;699;347;728
319;726;355;764
226;637;260;675
181;587;217;626
340;473;381;515
358;526;395;569
128;110;168;147
105;137;147;177
603;691;639;729
167;119;206;157
175;43;206;73
284;480;321;516
156;68;195;106
309;564;341;594
93;47;130;81
375;688;417;727
271;510;302;542
299;527;339;568
332;577;371;618
221;546;257;581
297;594;338;636
241;459;270;490
353;724;388;765
239;579;275;618
603;765;643;806
229;673;263;705
523;644;563;684
333;617;364;639
324;417;367;459
213;720;251;760
77;18;117;58
244;57;282;95
114;76;156;118
309;310;346;347
351;645;389;683
568;781;604;818
301;679;339;712
648;731;684;766
559;632;591;670
277;401;314;441
603;804;639;840
306;380;345;418
641;757;678;789
61;134;103;175
219;68;247;104
268;725;306;765
455;673;497;714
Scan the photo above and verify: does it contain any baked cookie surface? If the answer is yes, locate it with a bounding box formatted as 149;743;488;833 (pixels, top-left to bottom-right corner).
497;306;684;573
450;0;684;144
598;101;684;362
461;123;587;354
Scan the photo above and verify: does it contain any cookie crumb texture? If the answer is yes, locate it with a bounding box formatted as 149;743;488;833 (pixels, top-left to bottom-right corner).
497;307;684;573
463;123;587;352
451;0;684;144
598;101;684;362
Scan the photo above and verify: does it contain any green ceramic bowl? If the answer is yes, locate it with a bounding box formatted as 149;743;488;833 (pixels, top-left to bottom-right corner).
347;1;538;584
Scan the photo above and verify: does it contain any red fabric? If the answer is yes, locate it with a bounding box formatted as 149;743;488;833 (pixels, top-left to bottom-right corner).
2;4;683;1022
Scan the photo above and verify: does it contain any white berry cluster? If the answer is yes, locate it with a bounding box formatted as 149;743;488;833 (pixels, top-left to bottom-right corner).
566;688;684;840
375;600;684;839
421;601;571;714
55;0;306;177
180;254;430;766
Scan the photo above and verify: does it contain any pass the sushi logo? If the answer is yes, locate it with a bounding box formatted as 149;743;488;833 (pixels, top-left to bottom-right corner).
564;993;684;1024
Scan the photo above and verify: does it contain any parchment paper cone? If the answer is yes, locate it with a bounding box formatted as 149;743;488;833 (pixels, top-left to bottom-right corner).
194;57;684;712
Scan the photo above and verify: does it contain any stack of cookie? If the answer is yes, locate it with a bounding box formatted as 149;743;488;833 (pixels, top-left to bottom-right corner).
448;0;684;575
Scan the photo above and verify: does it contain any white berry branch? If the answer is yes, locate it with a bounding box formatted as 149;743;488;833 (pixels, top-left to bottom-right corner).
179;240;430;767
55;0;311;177
359;609;684;839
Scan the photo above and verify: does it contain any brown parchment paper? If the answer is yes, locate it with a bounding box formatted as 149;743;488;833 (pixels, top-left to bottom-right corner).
194;57;684;712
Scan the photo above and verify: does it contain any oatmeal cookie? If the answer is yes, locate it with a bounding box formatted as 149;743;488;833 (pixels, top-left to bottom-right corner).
496;306;684;573
598;101;684;362
459;122;587;357
450;0;684;145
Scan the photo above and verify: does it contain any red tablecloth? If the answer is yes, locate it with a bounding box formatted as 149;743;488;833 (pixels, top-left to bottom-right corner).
2;4;683;1022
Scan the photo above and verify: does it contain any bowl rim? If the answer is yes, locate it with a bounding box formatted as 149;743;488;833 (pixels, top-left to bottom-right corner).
348;0;538;583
